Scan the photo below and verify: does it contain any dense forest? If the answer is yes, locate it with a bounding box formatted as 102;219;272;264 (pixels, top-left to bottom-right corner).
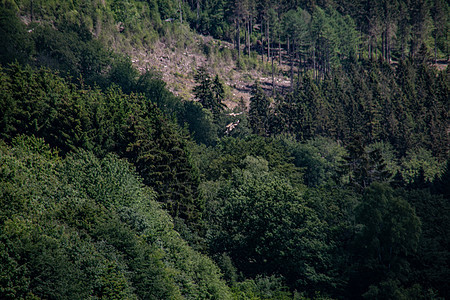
1;0;449;299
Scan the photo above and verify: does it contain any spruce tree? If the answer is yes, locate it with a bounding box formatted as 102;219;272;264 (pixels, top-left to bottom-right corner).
193;67;226;118
248;81;270;136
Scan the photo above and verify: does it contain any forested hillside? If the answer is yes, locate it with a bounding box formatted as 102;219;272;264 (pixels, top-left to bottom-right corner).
1;0;449;299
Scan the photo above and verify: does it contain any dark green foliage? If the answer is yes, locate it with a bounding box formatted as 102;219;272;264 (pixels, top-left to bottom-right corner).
195;0;229;39
340;135;391;191
271;59;448;160
249;81;271;136
2;0;450;298
0;137;138;299
0;136;231;299
122;98;203;223
107;54;138;94
32;23;111;82
0;63;89;153
212;74;226;111
294;75;330;139
0;63;203;227
285;136;347;187
349;183;422;298
206;157;328;291
181;100;218;145
192;135;303;183
135;68;182;116
433;160;450;198
401;188;450;298
193;66;214;108
204;155;359;297
0;7;34;65
303;186;360;295
4;0;450;71
193;67;227;117
231;275;294;299
1;3;151;87
135;68;220;146
401;147;444;186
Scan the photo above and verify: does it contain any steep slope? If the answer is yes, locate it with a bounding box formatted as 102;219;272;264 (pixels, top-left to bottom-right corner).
128;27;291;109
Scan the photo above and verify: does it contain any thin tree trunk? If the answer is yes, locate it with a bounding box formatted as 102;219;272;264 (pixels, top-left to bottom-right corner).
386;29;390;62
179;0;183;23
30;0;34;22
434;31;438;64
297;52;301;88
248;16;251;58
313;46;316;80
233;19;235;48
386;30;389;61
237;19;241;61
290;50;294;91
261;20;264;64
289;38;293;91
279;33;281;65
287;36;290;57
267;20;270;62
272;55;275;96
245;20;248;55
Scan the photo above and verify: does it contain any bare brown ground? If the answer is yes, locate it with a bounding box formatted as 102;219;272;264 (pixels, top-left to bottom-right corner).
128;34;448;111
129;35;291;111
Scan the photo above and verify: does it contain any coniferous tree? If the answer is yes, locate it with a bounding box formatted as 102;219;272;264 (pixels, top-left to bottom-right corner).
0;7;34;65
340;135;391;191
193;67;213;106
248;81;270;135
433;160;450;199
123;97;203;225
211;74;227;115
193;67;226;118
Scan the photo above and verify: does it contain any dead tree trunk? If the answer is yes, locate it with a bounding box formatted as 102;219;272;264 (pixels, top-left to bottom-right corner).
272;55;275;96
248;16;251;58
278;32;281;65
267;20;270;62
237;19;241;61
261;20;264;64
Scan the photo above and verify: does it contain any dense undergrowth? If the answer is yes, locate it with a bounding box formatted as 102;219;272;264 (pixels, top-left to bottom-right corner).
1;0;449;299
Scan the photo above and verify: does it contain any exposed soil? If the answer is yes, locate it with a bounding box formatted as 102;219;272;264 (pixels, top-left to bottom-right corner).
128;34;448;112
129;34;292;111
